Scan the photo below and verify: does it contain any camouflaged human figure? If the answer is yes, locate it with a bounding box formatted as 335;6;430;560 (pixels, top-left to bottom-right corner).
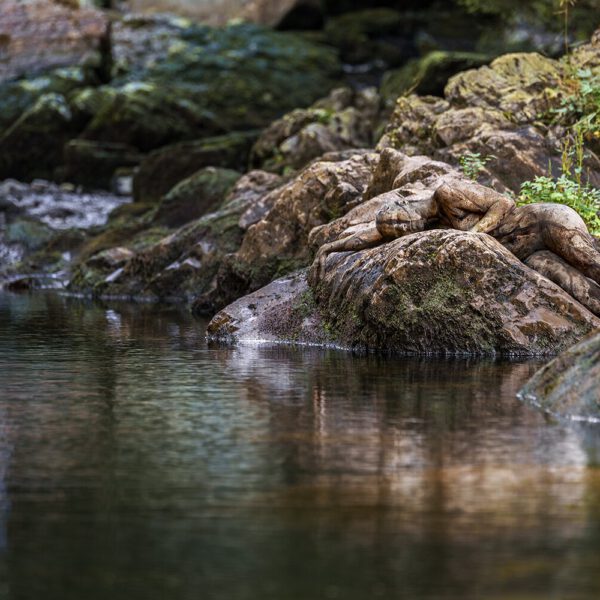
312;149;600;316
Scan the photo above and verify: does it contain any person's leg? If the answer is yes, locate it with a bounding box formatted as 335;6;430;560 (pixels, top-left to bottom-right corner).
311;225;383;283
540;205;600;285
525;250;600;316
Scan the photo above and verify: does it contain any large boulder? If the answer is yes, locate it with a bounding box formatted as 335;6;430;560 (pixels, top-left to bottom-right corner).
0;66;95;134
0;94;80;180
208;230;600;354
519;333;600;421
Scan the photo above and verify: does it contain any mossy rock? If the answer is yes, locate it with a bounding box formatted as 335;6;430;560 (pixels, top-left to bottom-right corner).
381;51;492;105
82;23;341;151
0;93;79;181
63;139;144;188
80;82;223;152
6;219;56;251
154;167;241;228
309;229;599;354
133;131;258;204
0;66;95;135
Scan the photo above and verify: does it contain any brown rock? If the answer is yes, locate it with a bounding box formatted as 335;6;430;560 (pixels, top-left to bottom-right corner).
309;229;600;354
250;87;380;174
216;151;378;298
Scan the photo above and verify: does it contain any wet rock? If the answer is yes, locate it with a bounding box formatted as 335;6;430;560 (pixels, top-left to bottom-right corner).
132;131;258;204
154;167;241;228
211;151;378;307
63;139;144;188
206;270;330;346
0;178;127;286
0;1;108;82
0;179;128;230
209;230;600;354
309;229;599;354
250;87;380;174
5;220;56;252
381;51;491;104
234;171;285;230
69;169;282;302
519;332;600;421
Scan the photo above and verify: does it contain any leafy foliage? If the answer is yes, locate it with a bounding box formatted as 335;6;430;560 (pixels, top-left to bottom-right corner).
552;68;600;138
459;152;493;181
518;175;600;235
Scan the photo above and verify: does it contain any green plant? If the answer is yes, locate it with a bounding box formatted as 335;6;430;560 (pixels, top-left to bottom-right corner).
459;152;494;181
552;68;600;137
518;175;600;234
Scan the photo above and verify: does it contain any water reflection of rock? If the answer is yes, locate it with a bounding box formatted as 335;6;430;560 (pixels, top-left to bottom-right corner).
3;294;600;598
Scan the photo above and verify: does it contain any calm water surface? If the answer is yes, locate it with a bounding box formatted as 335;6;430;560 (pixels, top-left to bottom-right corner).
1;291;600;600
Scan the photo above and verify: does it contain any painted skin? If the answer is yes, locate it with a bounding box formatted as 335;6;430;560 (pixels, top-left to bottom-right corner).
314;177;600;316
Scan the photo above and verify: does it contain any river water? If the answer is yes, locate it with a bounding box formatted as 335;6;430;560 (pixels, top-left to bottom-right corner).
1;291;600;599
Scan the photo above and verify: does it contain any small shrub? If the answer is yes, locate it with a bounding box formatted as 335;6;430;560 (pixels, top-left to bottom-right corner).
518;175;600;235
552;68;600;138
459;152;493;181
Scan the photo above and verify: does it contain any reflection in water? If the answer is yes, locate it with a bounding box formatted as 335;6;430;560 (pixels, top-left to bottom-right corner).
0;292;600;599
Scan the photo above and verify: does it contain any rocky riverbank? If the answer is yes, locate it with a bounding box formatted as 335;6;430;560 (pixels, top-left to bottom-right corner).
1;1;599;358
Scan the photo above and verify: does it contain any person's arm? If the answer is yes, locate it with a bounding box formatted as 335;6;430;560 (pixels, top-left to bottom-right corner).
469;194;515;233
435;179;514;233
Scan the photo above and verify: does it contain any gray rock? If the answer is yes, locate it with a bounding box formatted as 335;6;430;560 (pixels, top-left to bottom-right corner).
519;333;600;421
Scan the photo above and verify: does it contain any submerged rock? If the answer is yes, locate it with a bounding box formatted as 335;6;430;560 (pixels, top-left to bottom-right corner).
520;333;600;421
